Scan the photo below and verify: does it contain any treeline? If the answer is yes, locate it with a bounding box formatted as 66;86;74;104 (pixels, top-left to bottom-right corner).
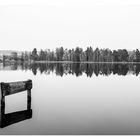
31;47;140;62
2;47;140;62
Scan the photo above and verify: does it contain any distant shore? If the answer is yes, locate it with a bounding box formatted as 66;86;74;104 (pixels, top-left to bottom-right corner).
1;60;140;64
33;61;140;64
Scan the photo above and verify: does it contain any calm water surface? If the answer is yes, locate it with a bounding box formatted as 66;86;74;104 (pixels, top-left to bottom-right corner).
0;63;140;135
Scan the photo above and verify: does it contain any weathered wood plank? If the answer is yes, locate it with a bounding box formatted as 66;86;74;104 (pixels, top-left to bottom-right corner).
0;109;32;128
1;79;32;96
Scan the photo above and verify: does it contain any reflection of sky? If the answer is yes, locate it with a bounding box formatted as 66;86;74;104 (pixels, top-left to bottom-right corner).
0;70;140;134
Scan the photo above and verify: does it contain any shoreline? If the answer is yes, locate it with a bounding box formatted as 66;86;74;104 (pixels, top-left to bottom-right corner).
1;61;140;64
34;61;140;64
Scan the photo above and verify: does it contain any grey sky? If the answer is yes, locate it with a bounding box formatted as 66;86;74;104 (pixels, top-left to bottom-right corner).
0;0;140;51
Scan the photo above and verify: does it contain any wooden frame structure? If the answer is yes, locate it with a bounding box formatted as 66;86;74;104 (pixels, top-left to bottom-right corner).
0;80;33;128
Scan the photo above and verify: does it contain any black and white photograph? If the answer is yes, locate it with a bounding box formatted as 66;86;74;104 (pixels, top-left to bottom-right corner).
0;0;140;136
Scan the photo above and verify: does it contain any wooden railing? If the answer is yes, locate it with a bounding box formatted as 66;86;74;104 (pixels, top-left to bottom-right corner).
0;80;33;128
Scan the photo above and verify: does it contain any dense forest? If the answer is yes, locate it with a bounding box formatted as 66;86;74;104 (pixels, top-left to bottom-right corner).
2;47;140;62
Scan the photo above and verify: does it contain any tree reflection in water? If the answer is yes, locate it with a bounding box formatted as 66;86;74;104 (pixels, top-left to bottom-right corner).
1;62;140;77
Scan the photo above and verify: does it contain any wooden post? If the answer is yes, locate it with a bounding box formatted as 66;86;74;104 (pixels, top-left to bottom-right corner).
27;89;31;110
0;83;5;128
26;79;32;110
0;83;5;114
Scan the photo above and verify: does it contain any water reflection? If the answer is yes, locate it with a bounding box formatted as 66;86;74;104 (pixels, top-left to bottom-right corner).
1;62;140;77
0;91;32;128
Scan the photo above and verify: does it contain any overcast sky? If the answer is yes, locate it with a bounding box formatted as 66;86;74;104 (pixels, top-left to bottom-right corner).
0;0;140;51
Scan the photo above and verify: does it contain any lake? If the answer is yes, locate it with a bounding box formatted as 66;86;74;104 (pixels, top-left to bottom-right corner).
0;62;140;135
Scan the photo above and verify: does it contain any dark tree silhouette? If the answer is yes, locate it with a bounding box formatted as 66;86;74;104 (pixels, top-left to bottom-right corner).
2;47;140;63
31;48;38;61
136;49;140;62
